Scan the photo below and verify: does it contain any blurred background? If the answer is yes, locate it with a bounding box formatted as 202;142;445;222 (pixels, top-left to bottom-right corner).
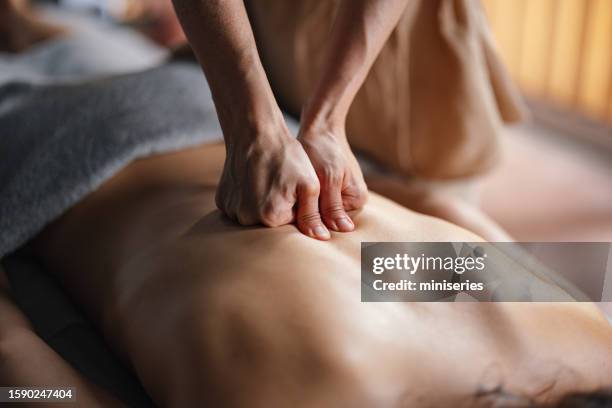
28;0;612;241
479;0;612;241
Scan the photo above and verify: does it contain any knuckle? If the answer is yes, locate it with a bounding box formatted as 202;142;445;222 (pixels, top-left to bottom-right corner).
224;210;237;222
355;187;368;202
344;187;368;209
236;213;252;226
359;187;369;201
321;204;346;219
300;180;320;197
260;211;281;227
298;211;322;225
216;197;237;221
259;209;275;227
259;216;276;227
260;203;292;227
236;208;257;226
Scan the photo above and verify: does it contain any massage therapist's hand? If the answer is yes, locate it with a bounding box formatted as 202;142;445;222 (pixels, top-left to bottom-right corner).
298;125;368;232
290;0;413;231
172;0;401;238
216;121;332;240
172;0;333;239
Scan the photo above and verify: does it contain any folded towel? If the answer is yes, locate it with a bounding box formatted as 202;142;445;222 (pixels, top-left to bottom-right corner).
0;62;223;257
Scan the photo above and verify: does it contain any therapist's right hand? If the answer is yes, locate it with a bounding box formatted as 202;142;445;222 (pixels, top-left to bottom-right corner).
215;122;331;241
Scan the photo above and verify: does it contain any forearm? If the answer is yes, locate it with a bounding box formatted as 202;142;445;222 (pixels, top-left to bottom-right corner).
301;0;410;133
171;0;283;145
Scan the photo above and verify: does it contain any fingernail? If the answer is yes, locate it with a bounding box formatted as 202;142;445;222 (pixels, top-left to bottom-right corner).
336;217;354;232
312;225;330;240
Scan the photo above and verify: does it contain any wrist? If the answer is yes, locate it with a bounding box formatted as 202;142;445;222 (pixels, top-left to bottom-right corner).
217;92;282;133
214;84;289;148
299;111;347;143
300;92;352;142
223;105;291;152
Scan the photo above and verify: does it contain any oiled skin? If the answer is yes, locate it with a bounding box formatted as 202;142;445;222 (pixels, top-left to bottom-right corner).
32;144;612;407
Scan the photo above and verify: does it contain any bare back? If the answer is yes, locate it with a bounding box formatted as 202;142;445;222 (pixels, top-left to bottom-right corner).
32;144;612;407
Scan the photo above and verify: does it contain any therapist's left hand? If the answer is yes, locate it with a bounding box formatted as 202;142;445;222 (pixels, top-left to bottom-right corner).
298;124;368;232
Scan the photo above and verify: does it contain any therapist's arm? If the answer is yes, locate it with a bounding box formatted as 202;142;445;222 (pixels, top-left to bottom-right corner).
171;0;330;240
298;0;410;229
